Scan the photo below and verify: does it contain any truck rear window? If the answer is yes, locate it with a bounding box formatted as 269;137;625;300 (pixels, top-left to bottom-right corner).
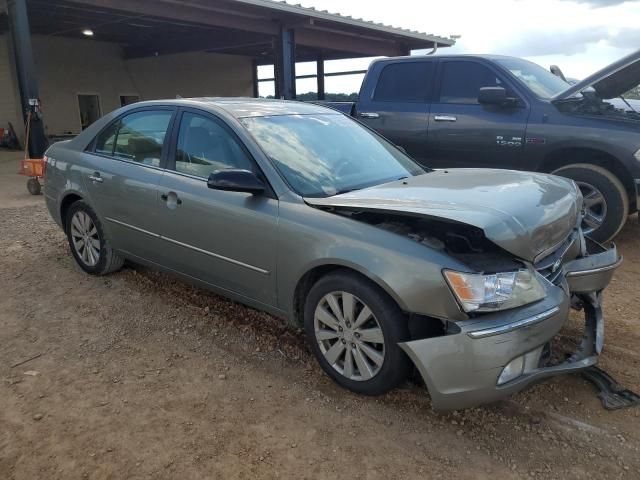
373;62;434;103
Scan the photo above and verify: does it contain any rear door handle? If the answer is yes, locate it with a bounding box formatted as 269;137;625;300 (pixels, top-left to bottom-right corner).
88;172;103;183
434;115;457;122
359;112;380;119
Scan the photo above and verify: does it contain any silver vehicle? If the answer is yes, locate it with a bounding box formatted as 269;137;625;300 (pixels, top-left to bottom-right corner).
43;99;620;410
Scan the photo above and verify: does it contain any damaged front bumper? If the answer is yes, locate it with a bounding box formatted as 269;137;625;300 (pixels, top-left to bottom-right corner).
400;239;621;411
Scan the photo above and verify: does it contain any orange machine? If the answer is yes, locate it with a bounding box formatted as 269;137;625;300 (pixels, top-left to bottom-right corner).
17;110;45;195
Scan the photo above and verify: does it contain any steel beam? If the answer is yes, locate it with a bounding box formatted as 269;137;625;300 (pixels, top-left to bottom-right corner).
274;26;296;100
7;0;47;158
252;59;259;98
317;54;325;101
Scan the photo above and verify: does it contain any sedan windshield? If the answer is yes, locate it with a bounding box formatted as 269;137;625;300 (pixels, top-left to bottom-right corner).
495;57;571;99
241;113;426;198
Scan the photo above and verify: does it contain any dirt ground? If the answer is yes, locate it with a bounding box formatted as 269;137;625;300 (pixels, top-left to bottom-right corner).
1;150;639;480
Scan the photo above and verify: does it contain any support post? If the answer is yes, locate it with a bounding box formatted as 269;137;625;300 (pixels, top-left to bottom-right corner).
316;54;325;101
274;26;296;100
7;0;47;158
252;59;259;98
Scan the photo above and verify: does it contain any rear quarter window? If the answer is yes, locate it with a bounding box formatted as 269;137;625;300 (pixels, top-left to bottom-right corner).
373;62;434;103
94;121;119;156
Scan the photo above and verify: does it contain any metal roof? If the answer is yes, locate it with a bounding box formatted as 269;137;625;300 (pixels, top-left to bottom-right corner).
14;0;454;61
235;0;455;47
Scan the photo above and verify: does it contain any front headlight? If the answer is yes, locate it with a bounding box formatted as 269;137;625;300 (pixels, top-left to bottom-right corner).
443;269;546;313
634;148;640;162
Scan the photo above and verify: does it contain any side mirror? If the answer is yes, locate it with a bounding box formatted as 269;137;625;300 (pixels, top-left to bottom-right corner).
207;169;265;195
478;86;518;107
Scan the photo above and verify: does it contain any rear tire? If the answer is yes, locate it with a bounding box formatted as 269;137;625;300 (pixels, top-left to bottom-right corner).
304;270;412;396
65;200;124;276
552;164;628;243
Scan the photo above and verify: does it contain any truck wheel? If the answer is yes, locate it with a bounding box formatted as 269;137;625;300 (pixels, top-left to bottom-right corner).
552;164;628;243
304;270;412;396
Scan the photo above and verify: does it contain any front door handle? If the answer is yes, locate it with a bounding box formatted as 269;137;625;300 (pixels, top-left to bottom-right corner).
88;172;103;183
161;192;183;206
359;112;380;119
434;115;457;122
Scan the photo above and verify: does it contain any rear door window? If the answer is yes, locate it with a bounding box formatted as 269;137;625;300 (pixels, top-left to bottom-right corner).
438;61;507;104
373;62;434;103
113;111;173;166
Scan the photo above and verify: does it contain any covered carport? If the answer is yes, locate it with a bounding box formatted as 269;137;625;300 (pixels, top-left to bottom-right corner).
1;0;454;157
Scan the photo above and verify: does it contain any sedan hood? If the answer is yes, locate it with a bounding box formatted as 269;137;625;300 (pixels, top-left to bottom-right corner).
553;48;640;101
305;169;580;262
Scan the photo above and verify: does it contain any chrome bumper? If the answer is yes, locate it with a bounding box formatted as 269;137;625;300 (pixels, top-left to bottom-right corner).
401;241;620;411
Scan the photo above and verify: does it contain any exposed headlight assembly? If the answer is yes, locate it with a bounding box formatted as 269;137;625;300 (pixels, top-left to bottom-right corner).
443;269;546;313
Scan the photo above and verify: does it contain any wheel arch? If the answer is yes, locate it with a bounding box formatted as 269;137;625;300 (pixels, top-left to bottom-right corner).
59;192;84;228
291;262;407;328
540;147;636;211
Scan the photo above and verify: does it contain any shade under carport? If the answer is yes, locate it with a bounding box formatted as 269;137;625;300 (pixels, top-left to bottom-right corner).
2;0;455;156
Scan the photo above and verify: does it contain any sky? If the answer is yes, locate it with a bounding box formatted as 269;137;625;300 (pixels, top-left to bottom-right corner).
258;0;640;97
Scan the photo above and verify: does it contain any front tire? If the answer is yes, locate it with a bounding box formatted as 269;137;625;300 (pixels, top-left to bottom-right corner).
65;200;124;275
552;164;629;243
304;271;412;395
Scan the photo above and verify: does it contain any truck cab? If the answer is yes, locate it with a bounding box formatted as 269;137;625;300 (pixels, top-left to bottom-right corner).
337;52;640;243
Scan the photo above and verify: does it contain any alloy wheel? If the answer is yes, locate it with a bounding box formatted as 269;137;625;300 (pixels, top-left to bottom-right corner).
576;181;608;235
314;291;385;381
70;211;101;267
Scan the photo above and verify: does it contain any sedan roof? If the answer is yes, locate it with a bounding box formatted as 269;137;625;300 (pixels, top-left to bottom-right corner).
171;98;337;119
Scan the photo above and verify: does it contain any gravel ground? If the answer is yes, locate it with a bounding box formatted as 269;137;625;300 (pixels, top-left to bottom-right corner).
1;152;639;479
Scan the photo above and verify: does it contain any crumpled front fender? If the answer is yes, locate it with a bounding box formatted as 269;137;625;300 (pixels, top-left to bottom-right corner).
400;238;621;411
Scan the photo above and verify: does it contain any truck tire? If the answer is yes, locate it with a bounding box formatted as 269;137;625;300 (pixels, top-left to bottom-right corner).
552;164;628;243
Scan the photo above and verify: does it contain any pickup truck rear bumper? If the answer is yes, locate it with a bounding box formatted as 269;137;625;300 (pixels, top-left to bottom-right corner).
400;240;621;411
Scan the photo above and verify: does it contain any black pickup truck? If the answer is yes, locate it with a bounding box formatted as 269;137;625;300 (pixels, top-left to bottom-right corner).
326;50;640;242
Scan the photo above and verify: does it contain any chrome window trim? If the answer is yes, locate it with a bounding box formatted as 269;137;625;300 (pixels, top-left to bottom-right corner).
163;168;208;182
105;217;269;275
88;152;167;174
467;306;561;339
88;153;208;181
